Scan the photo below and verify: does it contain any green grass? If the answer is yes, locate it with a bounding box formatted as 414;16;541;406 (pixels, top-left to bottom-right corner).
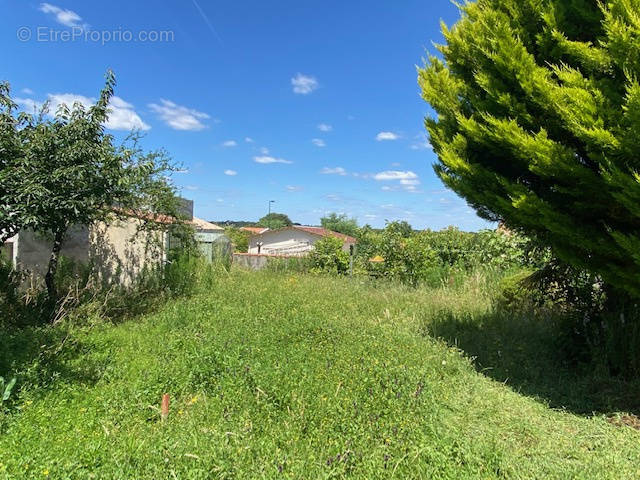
1;270;640;479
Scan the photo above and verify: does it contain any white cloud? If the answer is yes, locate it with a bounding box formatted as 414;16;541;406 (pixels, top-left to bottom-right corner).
311;138;326;147
104;96;150;130
224;169;237;176
18;93;149;131
21;88;34;95
253;155;293;165
222;140;237;147
286;185;303;192
39;3;86;28
351;172;371;179
400;179;420;186
376;131;400;141
148;99;209;131
375;170;421;193
185;185;199;191
245;137;254;143
320;167;347;176
259;147;270;155
291;73;319;95
317;123;332;132
374;170;418;181
15;97;41;112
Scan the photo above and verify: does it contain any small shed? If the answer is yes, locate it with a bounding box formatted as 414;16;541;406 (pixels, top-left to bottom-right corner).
192;218;227;261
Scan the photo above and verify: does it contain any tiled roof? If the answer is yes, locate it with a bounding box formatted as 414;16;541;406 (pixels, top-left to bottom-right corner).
241;226;270;235
291;226;357;243
192;217;224;231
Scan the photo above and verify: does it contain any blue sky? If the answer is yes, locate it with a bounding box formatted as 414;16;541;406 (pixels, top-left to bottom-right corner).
2;0;492;230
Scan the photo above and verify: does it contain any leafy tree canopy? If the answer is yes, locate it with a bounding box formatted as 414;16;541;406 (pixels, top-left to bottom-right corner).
320;213;359;237
258;212;292;230
419;0;640;297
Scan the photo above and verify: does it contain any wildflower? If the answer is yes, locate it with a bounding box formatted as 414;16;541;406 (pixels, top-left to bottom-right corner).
43;469;49;476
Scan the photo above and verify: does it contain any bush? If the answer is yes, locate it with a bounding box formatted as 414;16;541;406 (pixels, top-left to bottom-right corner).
495;270;539;311
309;237;349;275
225;227;249;253
359;223;439;286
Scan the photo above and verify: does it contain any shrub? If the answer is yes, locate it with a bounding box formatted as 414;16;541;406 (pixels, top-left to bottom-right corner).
495;270;538;311
309;237;349;275
225;227;249;253
361;223;439;287
423;227;476;269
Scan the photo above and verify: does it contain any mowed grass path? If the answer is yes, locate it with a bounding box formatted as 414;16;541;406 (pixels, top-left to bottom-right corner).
1;271;639;479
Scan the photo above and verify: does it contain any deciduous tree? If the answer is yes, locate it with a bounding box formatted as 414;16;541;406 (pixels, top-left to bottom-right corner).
258;212;292;230
320;213;359;237
15;71;179;302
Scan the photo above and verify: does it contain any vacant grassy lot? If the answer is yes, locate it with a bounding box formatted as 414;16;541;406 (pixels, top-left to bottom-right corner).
1;270;640;479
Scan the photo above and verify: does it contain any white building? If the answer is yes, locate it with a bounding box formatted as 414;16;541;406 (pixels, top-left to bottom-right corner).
247;226;356;256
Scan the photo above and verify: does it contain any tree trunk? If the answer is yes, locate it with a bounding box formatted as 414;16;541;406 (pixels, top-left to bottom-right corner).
45;227;66;306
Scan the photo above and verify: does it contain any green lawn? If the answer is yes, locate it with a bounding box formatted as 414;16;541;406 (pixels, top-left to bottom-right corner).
1;270;639;479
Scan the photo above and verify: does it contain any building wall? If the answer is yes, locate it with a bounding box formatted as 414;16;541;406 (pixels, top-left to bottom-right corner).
15;226;91;277
248;229;319;256
233;253;272;270
10;218;166;287
89;218;166;286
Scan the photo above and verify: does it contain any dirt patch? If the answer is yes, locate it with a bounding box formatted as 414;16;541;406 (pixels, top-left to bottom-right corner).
608;414;640;431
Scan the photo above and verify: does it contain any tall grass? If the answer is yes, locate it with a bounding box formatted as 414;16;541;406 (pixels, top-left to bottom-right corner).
0;252;226;328
1;269;639;478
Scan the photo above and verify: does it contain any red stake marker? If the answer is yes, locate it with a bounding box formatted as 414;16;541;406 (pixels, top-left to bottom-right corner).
161;394;170;421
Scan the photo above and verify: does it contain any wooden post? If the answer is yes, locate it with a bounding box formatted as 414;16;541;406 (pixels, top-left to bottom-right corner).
161;394;170;421
349;244;354;277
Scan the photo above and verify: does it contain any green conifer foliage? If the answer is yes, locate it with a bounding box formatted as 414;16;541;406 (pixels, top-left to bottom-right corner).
419;0;640;296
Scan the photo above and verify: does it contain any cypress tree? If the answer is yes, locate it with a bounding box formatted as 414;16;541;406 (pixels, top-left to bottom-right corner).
419;0;640;297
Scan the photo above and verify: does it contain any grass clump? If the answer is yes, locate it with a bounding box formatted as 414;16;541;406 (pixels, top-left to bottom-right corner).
1;270;639;478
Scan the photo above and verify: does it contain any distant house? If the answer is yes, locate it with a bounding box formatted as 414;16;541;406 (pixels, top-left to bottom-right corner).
247;226;356;256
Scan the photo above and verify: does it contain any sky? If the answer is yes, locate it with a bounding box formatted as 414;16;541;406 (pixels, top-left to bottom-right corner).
1;0;493;230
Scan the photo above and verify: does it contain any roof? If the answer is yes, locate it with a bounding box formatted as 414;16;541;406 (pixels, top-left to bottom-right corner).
241;226;270;235
114;207;177;225
192;217;224;231
292;226;357;243
256;225;357;243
